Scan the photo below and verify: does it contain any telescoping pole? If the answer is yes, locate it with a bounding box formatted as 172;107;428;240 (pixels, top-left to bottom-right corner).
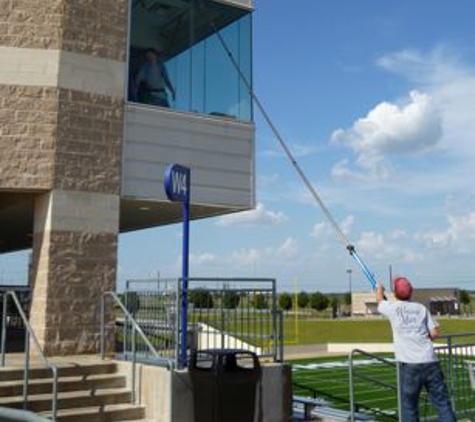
202;7;380;291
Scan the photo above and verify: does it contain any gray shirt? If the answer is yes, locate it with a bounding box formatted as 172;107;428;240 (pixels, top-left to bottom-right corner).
378;300;438;363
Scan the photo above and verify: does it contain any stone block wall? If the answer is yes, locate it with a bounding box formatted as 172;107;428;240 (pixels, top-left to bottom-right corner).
62;0;128;61
55;89;124;194
0;0;63;49
1;0;128;355
0;85;58;189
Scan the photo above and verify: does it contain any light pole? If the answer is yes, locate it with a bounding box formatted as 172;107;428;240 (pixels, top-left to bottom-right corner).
347;269;353;317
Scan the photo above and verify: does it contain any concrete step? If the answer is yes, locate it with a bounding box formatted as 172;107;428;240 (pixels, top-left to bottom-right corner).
0;388;133;412
0;374;126;397
0;362;118;382
42;404;146;422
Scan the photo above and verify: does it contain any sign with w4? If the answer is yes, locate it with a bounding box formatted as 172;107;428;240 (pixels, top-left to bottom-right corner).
164;163;190;203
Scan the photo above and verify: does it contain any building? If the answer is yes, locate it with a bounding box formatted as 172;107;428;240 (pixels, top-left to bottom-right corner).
352;288;461;316
352;291;395;316
0;0;255;356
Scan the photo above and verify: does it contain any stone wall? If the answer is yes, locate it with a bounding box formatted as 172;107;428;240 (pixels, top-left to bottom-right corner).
0;0;129;355
0;0;63;49
62;0;128;61
30;225;118;355
55;89;124;194
0;85;58;190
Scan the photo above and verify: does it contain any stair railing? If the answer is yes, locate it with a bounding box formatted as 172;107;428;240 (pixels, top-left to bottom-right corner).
0;406;56;422
1;291;58;421
100;291;174;405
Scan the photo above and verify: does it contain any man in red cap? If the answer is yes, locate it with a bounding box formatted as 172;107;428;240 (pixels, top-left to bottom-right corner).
377;277;456;422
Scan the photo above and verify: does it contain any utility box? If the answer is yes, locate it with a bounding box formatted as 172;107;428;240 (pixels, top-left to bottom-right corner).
189;349;261;422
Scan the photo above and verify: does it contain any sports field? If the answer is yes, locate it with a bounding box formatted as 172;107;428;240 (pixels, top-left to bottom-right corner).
290;352;475;421
284;317;475;345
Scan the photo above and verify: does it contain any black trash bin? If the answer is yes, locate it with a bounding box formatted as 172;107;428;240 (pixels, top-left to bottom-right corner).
189;349;262;422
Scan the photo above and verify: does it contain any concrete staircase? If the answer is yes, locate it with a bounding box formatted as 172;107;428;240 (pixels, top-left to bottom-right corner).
0;360;149;422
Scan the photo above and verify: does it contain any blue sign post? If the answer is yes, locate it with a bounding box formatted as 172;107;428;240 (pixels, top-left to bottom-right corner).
164;163;190;368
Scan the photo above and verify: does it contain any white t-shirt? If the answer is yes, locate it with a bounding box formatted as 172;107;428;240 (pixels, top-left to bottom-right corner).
378;300;438;363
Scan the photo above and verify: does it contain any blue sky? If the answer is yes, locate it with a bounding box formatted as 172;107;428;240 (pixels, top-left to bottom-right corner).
2;0;475;293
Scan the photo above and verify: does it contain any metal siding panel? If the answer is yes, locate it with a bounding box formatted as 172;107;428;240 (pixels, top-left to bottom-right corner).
123;107;254;208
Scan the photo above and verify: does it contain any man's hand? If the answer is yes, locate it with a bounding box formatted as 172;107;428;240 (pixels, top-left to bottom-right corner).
376;282;385;304
429;327;440;341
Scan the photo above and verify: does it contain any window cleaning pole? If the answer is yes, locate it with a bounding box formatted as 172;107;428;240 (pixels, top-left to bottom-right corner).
204;8;378;290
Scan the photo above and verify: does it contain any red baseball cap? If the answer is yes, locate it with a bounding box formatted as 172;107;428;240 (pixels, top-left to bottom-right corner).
393;276;413;300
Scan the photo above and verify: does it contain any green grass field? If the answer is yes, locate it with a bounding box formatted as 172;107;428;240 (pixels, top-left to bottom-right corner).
290;352;475;421
285;317;475;344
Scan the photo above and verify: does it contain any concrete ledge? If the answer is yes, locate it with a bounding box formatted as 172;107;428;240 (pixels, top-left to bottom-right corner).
116;361;291;422
327;343;394;354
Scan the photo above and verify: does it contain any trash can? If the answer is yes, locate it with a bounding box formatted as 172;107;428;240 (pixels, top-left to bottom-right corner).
189;349;262;422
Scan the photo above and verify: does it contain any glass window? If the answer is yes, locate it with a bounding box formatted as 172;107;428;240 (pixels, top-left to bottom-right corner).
128;0;252;122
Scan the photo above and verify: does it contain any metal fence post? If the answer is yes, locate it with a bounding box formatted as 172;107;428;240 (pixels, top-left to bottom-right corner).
348;351;356;422
100;295;105;359
124;281;129;360
278;310;284;362
447;336;456;411
131;326;137;404
272;279;278;361
396;361;402;422
1;293;7;366
23;329;30;410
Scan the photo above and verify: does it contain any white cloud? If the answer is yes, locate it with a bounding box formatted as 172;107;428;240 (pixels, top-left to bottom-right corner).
275;237;299;260
331;90;443;181
377;46;475;159
190;252;217;265
310;221;327;238
230;248;261;266
216;203;287;227
416;212;475;250
310;215;355;238
332;91;442;156
390;229;408;240
357;231;423;262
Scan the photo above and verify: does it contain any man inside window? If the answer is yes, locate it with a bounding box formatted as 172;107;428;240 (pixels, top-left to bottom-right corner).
135;47;176;108
377;277;456;422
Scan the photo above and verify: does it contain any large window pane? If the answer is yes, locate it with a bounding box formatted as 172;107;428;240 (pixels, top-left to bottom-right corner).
128;0;252;122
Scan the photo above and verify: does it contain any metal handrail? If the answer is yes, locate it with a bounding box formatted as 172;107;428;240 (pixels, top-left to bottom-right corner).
438;332;475;340
100;291;174;406
1;291;58;421
348;349;401;422
0;407;57;422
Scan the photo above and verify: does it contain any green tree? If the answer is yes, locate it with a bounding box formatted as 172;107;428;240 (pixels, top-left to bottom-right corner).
190;288;214;309
253;294;268;310
460;289;470;313
125;291;141;316
331;296;340;318
460;290;470;306
310;292;329;311
297;291;310;309
222;290;240;309
344;292;352;306
279;292;293;311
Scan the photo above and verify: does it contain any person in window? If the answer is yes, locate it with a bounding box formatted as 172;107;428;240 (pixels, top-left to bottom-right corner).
135;48;176;107
376;277;456;422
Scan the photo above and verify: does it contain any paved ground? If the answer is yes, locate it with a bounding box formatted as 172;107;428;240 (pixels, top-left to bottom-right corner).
285;344;342;360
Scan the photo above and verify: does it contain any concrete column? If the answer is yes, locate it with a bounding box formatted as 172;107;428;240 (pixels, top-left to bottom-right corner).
30;190;119;355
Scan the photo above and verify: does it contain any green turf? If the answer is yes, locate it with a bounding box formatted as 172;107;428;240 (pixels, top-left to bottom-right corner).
290;353;475;421
285;318;475;344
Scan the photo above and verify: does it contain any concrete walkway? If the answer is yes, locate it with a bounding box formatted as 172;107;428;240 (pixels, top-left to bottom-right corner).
285;344;343;360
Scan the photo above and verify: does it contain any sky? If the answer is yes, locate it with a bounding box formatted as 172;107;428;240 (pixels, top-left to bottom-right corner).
2;0;475;293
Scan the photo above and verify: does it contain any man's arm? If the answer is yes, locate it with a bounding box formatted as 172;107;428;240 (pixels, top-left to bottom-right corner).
426;308;440;340
376;282;385;304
